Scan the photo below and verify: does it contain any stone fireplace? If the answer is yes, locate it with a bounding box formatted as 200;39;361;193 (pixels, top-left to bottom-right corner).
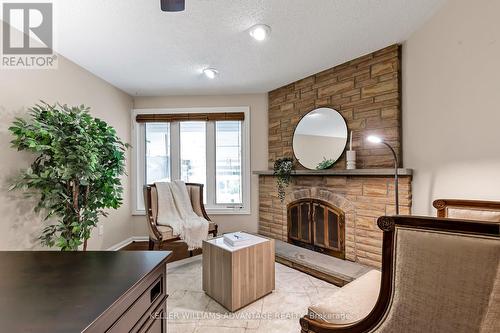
257;44;412;269
257;172;412;268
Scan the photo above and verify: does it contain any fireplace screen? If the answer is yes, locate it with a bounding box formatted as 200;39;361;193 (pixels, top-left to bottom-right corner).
287;199;345;259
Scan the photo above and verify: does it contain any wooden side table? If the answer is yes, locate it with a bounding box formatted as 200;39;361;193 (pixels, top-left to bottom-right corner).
202;233;275;312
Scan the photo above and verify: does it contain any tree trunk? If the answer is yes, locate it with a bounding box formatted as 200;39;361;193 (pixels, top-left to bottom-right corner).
72;179;83;251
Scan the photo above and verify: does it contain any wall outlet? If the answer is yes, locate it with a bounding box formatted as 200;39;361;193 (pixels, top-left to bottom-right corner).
98;224;104;236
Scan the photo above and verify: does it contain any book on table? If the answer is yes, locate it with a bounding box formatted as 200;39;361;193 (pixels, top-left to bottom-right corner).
223;232;253;247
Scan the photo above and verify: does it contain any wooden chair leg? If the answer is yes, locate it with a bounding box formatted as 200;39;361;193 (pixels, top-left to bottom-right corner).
148;238;155;250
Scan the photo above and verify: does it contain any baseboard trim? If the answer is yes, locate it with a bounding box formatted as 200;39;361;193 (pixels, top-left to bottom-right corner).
107;236;149;251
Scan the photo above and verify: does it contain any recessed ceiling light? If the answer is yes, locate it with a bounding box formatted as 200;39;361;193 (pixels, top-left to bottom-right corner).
203;68;218;79
249;24;271;41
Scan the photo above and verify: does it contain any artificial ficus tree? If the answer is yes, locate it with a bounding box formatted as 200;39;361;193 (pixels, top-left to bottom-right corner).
9;102;128;251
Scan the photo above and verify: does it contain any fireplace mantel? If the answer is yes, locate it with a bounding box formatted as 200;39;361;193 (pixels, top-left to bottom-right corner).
253;168;413;177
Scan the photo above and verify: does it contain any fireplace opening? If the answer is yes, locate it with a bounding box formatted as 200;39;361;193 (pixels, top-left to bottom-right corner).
287;199;345;259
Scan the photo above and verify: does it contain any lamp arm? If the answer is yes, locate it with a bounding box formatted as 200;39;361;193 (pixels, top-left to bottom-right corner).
381;141;399;215
381;142;398;166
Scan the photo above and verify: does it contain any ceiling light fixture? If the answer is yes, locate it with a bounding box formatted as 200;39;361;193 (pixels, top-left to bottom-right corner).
203;68;218;79
249;24;271;41
160;0;185;12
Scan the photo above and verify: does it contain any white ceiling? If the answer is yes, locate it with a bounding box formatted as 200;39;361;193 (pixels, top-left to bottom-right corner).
51;0;445;96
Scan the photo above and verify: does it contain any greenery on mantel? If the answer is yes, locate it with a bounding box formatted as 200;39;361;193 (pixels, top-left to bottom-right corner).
273;157;294;202
9;102;129;251
316;157;335;170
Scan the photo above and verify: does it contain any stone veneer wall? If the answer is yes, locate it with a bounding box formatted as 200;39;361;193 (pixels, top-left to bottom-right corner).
258;175;411;268
268;44;402;169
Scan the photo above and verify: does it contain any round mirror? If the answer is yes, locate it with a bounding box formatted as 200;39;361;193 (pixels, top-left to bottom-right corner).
292;108;348;170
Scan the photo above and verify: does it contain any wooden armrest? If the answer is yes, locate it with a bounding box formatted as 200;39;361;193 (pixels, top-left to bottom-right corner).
147;209;163;241
144;185;163;241
300;315;361;333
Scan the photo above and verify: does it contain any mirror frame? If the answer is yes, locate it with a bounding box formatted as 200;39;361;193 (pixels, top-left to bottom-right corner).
292;107;349;170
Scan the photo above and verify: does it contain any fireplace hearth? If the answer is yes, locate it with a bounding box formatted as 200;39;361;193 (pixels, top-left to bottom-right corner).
288;199;345;259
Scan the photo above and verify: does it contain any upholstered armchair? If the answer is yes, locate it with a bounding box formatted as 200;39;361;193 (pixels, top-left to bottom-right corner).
143;183;218;250
300;215;500;333
433;199;500;222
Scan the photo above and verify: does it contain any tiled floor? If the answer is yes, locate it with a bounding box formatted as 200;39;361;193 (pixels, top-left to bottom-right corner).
166;255;340;333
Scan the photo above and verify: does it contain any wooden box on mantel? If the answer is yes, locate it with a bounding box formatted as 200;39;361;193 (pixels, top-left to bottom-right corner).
202;233;275;312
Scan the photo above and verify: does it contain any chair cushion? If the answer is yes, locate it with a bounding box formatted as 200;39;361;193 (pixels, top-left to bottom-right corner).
154;222;216;241
157;225;174;239
308;269;381;325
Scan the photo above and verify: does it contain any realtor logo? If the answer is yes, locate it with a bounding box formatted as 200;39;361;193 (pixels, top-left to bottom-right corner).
1;2;57;68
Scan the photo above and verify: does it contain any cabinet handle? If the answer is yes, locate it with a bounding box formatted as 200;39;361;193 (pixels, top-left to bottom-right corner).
150;279;162;303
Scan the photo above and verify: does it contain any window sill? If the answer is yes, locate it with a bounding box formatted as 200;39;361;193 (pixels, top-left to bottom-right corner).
132;208;250;216
206;207;251;215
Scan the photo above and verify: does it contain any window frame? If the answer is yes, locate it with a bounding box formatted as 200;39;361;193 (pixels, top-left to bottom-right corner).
131;107;251;216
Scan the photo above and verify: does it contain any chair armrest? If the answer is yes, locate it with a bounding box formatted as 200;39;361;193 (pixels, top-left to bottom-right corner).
144;185;163;241
146;208;163;241
300;315;361;333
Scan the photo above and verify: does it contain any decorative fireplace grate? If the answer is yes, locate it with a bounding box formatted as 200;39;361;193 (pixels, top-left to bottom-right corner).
287;199;345;259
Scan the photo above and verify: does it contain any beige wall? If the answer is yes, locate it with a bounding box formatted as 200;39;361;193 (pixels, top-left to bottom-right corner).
132;94;268;236
403;0;500;215
0;55;133;250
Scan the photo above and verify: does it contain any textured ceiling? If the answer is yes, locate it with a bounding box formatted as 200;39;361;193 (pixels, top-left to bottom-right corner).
51;0;445;96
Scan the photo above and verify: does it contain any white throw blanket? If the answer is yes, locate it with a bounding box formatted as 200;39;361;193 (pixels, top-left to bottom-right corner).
155;180;209;250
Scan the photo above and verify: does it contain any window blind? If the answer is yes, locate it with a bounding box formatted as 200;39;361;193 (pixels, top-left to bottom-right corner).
136;112;245;123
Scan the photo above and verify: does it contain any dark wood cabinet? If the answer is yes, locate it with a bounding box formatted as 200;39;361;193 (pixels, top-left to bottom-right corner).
0;251;171;333
288;199;345;259
103;266;167;333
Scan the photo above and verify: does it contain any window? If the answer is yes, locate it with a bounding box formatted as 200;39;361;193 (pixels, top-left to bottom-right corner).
133;107;250;215
180;122;206;189
216;121;242;204
145;123;170;184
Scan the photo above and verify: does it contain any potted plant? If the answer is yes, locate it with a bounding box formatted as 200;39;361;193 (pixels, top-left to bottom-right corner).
273;157;294;202
9;102;128;251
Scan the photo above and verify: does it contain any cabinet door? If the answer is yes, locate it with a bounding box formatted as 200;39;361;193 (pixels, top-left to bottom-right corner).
137;300;166;333
139;309;165;333
107;276;164;333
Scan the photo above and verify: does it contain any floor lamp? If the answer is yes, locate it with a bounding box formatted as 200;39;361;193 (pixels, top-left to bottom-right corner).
367;135;399;215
